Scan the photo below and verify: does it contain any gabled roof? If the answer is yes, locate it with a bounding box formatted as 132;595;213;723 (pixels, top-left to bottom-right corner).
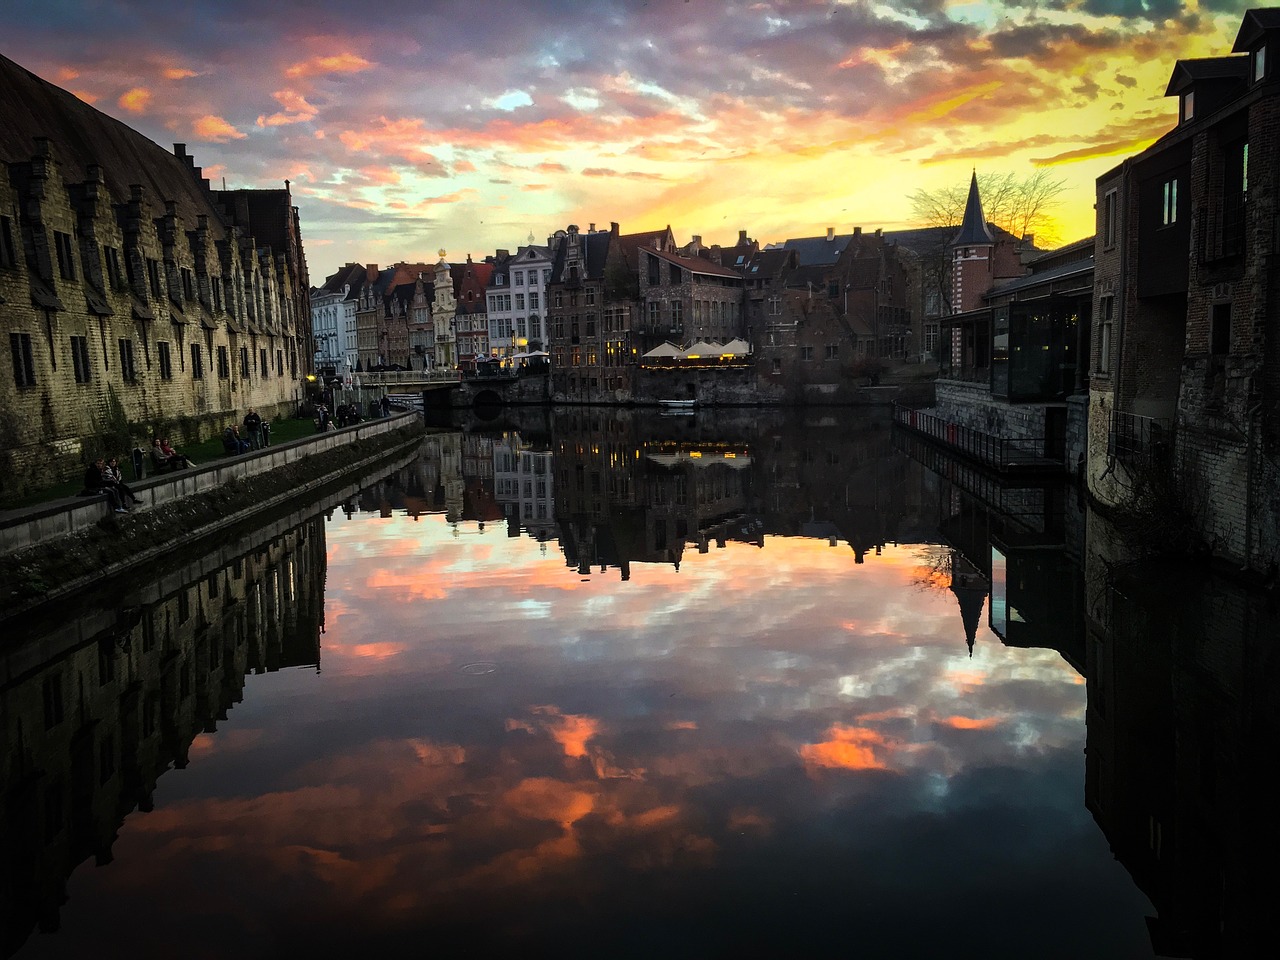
1233;8;1280;51
780;234;852;266
953;171;995;246
550;229;613;282
643;246;742;279
1165;56;1249;96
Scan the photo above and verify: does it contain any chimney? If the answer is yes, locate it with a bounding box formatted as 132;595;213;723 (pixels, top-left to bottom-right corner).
875;228;882;238
739;229;747;245
854;226;861;235
589;222;596;232
826;227;834;241
610;222;619;236
366;264;378;281
692;235;701;245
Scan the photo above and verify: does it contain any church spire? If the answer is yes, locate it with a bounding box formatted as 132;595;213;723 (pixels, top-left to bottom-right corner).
953;170;995;246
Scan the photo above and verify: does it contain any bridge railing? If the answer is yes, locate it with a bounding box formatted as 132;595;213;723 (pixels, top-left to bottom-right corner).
354;369;459;387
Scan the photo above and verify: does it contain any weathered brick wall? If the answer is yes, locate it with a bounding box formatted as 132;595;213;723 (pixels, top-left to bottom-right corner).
933;379;1048;439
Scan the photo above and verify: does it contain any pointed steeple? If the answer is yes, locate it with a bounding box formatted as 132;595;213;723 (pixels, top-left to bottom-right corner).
953;170;995;246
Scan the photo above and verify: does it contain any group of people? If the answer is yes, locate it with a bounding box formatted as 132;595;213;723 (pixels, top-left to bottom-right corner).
224;409;268;454
79;455;138;513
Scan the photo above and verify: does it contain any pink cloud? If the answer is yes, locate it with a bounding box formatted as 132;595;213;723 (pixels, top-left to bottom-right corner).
193;114;246;142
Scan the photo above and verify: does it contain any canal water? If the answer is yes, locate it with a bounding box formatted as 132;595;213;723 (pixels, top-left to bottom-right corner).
4;407;1271;959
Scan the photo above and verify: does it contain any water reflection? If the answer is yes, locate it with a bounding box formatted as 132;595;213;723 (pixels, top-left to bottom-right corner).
3;407;1272;958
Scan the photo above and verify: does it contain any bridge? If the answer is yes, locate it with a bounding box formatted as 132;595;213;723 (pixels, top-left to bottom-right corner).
352;369;550;408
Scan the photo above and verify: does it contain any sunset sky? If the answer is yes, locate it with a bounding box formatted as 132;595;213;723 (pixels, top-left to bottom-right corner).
2;1;1255;281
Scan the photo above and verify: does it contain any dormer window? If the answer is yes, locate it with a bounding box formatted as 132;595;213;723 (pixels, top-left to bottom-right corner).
1182;90;1195;122
1255;45;1267;82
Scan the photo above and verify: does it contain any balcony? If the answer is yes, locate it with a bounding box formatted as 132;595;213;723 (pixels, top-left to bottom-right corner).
1108;411;1173;471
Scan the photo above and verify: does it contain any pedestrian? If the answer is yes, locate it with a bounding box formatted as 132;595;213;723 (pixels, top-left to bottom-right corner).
380;395;391;417
243;408;263;450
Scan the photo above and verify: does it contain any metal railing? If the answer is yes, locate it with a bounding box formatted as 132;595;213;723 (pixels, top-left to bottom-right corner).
893;404;1056;472
1108;411;1173;470
354;369;460;386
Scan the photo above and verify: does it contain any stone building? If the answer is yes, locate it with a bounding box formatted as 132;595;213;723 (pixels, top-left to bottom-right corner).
0;54;310;499
1086;8;1280;573
487;241;556;356
451;256;492;368
310;262;364;374
546;222;645;403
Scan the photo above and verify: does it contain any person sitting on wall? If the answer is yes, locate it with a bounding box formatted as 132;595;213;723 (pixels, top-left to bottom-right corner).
104;455;140;508
78;457;126;513
223;424;251;454
159;438;192;469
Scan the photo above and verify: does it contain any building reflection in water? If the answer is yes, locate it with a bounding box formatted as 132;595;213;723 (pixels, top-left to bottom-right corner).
1;515;327;956
4;405;1274;958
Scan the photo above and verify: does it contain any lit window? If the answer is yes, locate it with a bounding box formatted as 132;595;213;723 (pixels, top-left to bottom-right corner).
1161;179;1178;226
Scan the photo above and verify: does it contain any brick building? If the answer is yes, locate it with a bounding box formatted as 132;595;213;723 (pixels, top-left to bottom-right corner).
0;54;310;498
1086;8;1280;573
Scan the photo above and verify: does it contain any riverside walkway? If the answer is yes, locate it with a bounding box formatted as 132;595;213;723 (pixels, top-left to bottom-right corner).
0;412;421;558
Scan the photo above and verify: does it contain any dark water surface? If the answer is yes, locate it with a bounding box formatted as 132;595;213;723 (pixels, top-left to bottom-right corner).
5;407;1270;959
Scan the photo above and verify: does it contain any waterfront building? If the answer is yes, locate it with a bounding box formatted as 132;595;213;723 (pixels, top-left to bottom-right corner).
0;54;310;498
311;263;365;375
546;222;647;402
452;256;493;369
486;240;556;357
1086;7;1280;573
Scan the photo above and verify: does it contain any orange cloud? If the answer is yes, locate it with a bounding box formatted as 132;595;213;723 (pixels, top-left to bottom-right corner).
193;114;246;142
285;53;373;78
258;88;318;127
800;724;890;772
163;67;198;80
118;87;151;112
72;89;98;104
530;705;598;759
938;715;1003;731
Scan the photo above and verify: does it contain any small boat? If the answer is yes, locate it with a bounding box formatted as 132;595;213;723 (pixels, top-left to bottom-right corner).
657;399;698;409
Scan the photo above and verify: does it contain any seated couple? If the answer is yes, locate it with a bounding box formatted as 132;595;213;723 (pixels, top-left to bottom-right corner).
151;437;191;471
78;456;138;513
223;424;251;454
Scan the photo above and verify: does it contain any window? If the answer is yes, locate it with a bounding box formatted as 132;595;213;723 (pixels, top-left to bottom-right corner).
1161;178;1178;226
529;292;539;310
191;343;204;379
768;296;781;316
260;347;269;377
515;271;524;286
54;231;76;280
771;357;782;375
554;290;563;308
0;216;15;269
1210;303;1231;355
825;344;839;360
1102;190;1118;248
515;294;525;310
212;279;222;312
43;675;64;729
181;267;195;302
217;345;230;379
1181;90;1194;123
542;269;550;284
801;345;814;361
1256;45;1267;83
671;301;682;329
118;338;137;381
277;350;284;376
71;335;91;383
158;340;172;380
1097;297;1113;374
147;258;162;299
585;288;595;306
648;301;660;325
104;246;122;289
11;332;35;387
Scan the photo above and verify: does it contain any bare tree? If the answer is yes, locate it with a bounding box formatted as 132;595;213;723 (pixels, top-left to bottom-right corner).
908;170;1068;247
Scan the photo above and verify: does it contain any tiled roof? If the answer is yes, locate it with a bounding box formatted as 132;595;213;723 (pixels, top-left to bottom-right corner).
644;246;742;279
1165;56;1250;95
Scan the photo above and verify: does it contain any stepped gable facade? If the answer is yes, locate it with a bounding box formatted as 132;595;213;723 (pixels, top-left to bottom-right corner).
0;54;310;498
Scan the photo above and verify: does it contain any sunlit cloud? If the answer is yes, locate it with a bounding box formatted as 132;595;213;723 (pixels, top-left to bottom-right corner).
193;114;245;142
118;86;151;112
285;52;374;78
